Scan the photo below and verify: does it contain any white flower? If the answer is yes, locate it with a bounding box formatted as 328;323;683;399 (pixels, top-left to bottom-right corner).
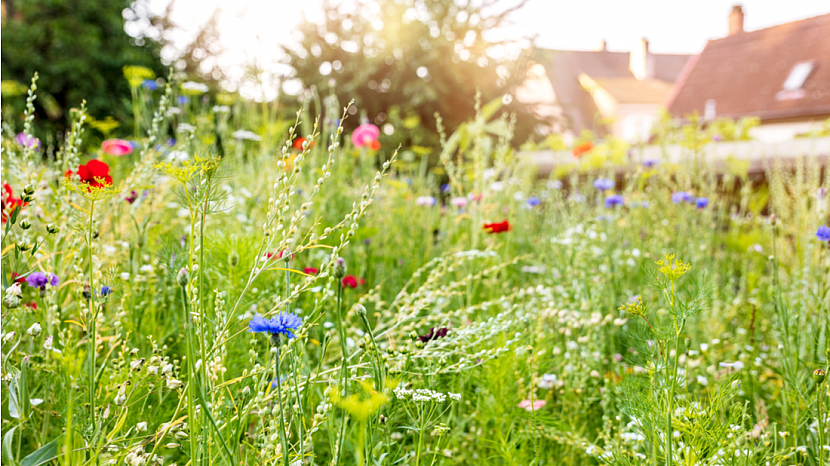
700;343;709;352
233;130;262;141
166;107;181;116
27;322;42;337
136;421;148;432
120;273;131;280
719;361;744;371
167;150;189;162
177;123;195;132
697;375;708;386
161;364;174;375
3;331;16;343
181;81;209;93
538;374;558;389
490;181;504;191
139;265;154;273
213;105;230;113
166;378;183;390
103;245;117;254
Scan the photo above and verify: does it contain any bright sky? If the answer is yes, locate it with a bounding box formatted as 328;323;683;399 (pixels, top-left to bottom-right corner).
146;0;830;99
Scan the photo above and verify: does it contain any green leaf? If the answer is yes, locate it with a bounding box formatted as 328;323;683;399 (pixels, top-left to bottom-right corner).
8;378;20;419
20;434;63;466
3;426;18;464
480;97;503;121
19;361;30;421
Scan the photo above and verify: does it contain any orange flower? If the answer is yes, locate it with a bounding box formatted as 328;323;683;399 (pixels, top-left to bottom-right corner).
572;141;593;158
483;220;511;234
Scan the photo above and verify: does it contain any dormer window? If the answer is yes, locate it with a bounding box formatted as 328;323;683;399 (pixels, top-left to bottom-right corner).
777;61;813;100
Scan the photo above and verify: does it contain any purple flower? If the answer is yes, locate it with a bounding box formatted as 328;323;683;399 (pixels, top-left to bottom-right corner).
177;96;189;105
142;79;158;90
101;286;112;296
26;272;59;289
248;312;303;340
643;160;658;168
817;226;830;242
440;183;451;193
672;191;694;204
695;197;709;209
418;327;449;343
604;195;625;208
15;133;41;151
526;196;541;208
593;178;615;191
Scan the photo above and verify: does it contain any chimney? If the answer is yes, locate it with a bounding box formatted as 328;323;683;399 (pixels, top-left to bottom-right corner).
729;5;744;35
629;37;654;80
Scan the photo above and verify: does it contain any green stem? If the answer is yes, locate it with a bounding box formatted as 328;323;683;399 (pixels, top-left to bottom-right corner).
665;332;681;466
87;200;97;434
180;285;199;464
275;343;291;466
334;283;349;465
819;383;825;466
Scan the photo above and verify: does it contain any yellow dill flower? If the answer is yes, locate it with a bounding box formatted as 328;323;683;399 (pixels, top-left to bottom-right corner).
123;66;156;88
655;254;692;282
62;178;121;202
619;295;645;316
153;154;220;183
330;380;388;422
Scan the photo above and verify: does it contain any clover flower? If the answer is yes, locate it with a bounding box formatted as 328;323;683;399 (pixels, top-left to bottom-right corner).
247;312;303;340
671;191;694;204
695;197;709;209
26;272;59;290
604;195;624;208
816;225;830;242
593;178;615;191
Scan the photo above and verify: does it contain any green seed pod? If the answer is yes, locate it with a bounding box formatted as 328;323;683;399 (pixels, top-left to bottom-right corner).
177;268;189;287
814;369;827;385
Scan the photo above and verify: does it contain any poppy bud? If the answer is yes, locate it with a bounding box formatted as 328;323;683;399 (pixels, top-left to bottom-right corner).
815;369;827;385
333;257;346;280
177;268;189;287
229;251;239;267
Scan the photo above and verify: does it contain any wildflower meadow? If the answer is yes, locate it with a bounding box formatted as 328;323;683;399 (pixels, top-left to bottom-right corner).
2;71;830;466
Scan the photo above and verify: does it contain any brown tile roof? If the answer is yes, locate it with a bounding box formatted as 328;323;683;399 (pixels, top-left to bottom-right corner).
592;77;675;105
537;49;690;133
667;13;830;121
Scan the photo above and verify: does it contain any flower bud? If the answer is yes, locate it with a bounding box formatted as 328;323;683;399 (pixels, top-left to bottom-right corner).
23;184;35;196
3;283;22;309
27;322;42;337
177;268;189;287
333;257;346;280
355;304;367;317
229;251;240;267
814;369;827;385
46;223;59;234
19;219;31;230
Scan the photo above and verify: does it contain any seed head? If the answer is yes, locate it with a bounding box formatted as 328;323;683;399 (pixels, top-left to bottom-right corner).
814;369;827;385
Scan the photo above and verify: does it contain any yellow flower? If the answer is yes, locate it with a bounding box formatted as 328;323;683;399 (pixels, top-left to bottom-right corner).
655;254;691;282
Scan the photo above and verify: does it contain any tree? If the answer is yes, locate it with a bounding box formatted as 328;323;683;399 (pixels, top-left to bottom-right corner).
1;0;166;133
283;0;539;148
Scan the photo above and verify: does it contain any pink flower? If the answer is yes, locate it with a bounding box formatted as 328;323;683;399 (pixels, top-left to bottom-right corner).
451;197;468;208
517;399;546;412
102;139;133;156
351;124;380;148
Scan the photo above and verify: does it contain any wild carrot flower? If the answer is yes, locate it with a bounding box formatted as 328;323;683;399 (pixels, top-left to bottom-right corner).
65;159;113;188
518;399;546;411
671;191;694;204
351;123;380;148
695;197;709;209
26;272;59;290
483;220;510;233
816;226;830;242
593;178;615;191
248;312;303;340
604;195;624;208
102;139;133;156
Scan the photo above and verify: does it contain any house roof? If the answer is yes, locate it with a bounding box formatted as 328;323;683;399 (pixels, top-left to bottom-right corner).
592;77;675;105
537;48;690;133
667;13;830;121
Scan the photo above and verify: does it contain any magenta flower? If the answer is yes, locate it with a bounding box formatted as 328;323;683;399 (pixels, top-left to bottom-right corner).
15;133;41;151
351;124;380;148
517;399;546;412
102;139;133;156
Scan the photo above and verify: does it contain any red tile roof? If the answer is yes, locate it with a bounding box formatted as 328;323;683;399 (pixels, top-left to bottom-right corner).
667;13;830;121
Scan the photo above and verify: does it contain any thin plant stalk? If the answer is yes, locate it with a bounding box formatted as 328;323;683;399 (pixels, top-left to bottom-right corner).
274;342;291;466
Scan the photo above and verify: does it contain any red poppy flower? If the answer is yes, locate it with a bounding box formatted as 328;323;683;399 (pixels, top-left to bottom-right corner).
2;184;27;223
65;160;113;188
10;272;26;284
483;220;511;234
368;139;381;151
303;267;319;275
25;302;37;310
572;141;593;159
342;275;366;289
293;137;315;150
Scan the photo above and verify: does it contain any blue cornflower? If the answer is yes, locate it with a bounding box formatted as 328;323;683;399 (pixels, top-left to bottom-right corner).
177;96;189;105
101;286;112;296
671;191;694;204
440;183;451;193
142;79;158;90
26;272;60;289
248;312;303;340
643;159;658;168
526;196;541;208
604;195;625;208
270;375;289;389
593;178;615;191
816;225;830;242
695;197;709;209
